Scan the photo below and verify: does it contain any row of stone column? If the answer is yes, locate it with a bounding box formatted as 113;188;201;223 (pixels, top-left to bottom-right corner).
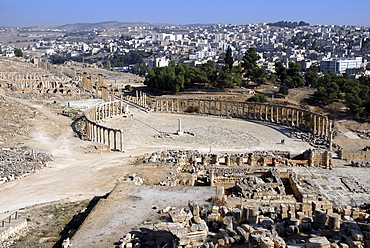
155;98;331;139
10;81;65;89
85;120;124;151
84;99;126;151
134;91;148;108
0;72;57;81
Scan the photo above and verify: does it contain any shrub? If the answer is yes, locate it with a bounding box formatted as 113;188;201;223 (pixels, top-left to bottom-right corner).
187;106;199;113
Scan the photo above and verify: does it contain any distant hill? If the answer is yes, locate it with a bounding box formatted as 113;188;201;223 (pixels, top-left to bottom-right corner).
23;21;181;32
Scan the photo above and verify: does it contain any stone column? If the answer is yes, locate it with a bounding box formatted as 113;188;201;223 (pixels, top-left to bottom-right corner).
120;130;124;152
271;106;274;122
219;101;223;115
265;105;268;121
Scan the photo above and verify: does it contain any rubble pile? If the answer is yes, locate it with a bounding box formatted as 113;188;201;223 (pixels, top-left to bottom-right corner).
350;129;370;140
351;160;370;167
117;200;370;248
291;131;330;149
0;147;52;182
341;177;369;193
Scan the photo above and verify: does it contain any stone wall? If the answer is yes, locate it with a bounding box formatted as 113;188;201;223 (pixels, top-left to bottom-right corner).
339;147;370;161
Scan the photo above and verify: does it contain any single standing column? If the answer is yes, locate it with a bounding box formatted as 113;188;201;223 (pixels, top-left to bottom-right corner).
219;101;222;115
271;106;274;122
259;104;263;120
322;117;326;137
265;105;268;120
120;130;124;152
313;115;317;134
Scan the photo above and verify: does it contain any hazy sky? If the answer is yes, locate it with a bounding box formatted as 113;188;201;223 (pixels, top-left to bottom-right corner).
1;0;369;27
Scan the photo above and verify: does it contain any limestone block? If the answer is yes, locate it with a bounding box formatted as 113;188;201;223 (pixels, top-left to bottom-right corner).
233;235;241;243
198;220;208;232
193;215;202;224
219;228;230;238
273;236;286;248
351;210;360;220
349;241;364;248
190;223;199;232
241;224;255;233
206;213;220;223
232;208;242;221
328;213;341;231
169;208;190;223
222;216;236;229
260;237;275;248
189;201;200;217
218;239;225;246
339;243;350;248
236;226;249;242
296;212;305;220
226;226;238;237
229;236;235;244
351;229;364;241
307;236;331;248
211;206;219;214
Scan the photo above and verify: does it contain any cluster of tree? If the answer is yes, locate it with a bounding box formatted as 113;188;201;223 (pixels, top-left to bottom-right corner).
275;61;305;94
14;48;23;58
247;93;267;103
144;59;242;94
107;51;145;67
144;47;280;94
313;74;370;118
105;51;149;76
267;21;310;28
50;54;69;64
241;47;276;85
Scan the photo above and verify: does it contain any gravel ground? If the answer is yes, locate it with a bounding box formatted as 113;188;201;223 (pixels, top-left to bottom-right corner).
71;183;216;248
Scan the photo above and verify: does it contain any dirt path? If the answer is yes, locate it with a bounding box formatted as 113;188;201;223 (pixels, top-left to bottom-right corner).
0;94;136;219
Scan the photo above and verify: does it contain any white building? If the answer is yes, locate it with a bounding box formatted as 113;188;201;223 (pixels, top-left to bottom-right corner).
320;57;363;74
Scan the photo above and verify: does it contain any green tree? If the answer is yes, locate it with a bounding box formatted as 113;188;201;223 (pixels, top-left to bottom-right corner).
224;46;233;71
274;61;287;83
14;48;23;57
313;82;340;105
305;65;319;87
50;55;69;64
247;93;267;103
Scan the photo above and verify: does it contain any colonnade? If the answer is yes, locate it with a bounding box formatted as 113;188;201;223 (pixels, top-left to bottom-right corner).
154;98;331;139
84;94;332;152
84;100;127;151
0;72;57;81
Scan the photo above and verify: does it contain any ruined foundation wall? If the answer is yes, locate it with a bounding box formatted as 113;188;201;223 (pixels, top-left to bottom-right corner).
339;148;370;161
